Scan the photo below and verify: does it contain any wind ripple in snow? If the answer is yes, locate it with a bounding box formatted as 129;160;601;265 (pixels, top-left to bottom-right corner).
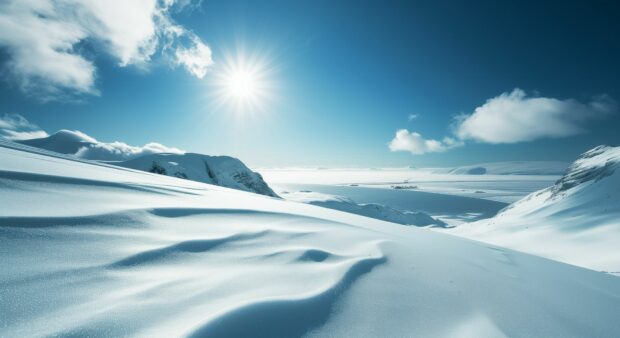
186;253;386;338
1;205;387;338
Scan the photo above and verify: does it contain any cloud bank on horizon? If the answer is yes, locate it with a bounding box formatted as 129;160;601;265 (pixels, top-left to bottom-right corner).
0;0;212;100
390;88;617;155
0;113;183;161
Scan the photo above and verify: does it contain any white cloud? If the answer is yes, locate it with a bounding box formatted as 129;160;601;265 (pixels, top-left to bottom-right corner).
388;129;458;155
0;113;49;140
455;89;616;143
175;35;213;78
408;114;418;121
76;140;184;161
0;0;213;99
389;89;616;156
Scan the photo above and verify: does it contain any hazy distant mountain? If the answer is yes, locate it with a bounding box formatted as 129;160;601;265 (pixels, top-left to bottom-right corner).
432;161;568;175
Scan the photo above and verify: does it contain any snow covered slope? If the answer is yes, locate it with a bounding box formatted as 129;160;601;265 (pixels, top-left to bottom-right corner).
451;145;620;273
2;141;620;337
433;161;568;175
282;190;446;227
16;130;277;197
114;153;278;198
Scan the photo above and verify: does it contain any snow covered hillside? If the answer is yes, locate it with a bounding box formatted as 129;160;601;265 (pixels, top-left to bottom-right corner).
451;145;620;273
432;161;568;175
282;190;446;227
18;129;98;154
2;141;620;337
16;130;276;197
114;153;278;198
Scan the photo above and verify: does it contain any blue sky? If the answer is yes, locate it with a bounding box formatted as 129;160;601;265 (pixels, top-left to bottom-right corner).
1;0;619;167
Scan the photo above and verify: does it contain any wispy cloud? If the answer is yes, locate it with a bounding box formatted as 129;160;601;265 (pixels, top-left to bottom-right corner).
0;0;213;100
174;35;214;78
408;114;418;121
0;113;49;140
389;89;616;155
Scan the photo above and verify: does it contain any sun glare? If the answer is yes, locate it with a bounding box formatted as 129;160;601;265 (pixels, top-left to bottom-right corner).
211;50;275;115
226;69;257;99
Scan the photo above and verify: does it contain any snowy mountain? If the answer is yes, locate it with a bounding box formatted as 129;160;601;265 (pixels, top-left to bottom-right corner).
18;129;97;154
432;161;568;175
115;153;278;198
15;130;276;197
282;190;446;227
2;140;620;337
451;145;620;273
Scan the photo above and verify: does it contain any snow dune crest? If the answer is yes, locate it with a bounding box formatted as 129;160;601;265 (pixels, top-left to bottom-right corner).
2;204;387;337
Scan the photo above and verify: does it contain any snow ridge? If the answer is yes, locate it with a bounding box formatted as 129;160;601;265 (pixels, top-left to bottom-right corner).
115;153;279;197
552;145;620;195
15;131;277;197
451;145;620;273
19;129;97;154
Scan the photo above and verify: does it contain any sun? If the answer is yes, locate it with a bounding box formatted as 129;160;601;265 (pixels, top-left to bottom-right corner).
210;49;275;115
225;68;258;100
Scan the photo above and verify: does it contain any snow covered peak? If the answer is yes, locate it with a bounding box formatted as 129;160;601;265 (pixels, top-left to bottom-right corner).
19;129;97;154
553;145;620;195
501;145;620;214
51;129;98;143
15;129;277;197
115;153;279;198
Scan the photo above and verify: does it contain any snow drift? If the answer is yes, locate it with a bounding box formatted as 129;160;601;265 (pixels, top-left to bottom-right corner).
2;140;620;337
451;145;620;273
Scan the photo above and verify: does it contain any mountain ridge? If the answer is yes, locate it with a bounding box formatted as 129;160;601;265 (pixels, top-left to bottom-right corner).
15;130;277;197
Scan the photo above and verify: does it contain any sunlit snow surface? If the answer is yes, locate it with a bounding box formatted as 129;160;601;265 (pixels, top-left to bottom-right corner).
451;146;620;274
2;141;620;337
